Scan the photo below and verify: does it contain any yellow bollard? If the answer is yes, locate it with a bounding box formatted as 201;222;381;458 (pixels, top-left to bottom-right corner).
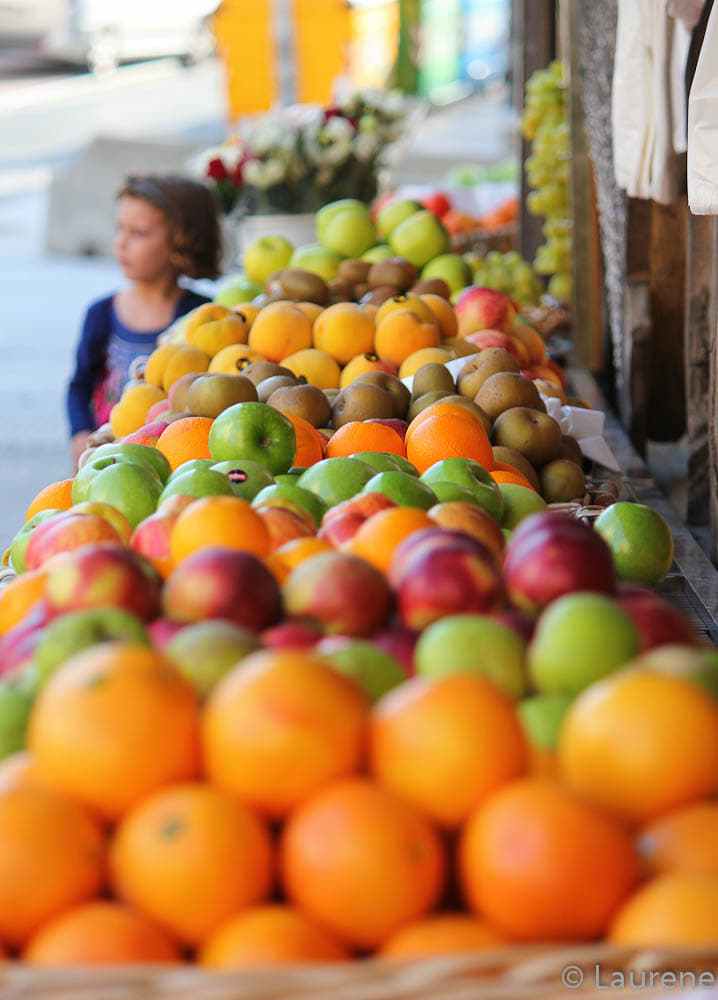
213;0;277;120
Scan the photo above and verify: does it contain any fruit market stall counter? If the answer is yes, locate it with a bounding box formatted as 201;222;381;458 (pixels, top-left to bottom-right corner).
1;944;718;999
570;369;718;642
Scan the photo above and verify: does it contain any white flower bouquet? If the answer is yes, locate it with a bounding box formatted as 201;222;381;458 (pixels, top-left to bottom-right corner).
195;89;416;216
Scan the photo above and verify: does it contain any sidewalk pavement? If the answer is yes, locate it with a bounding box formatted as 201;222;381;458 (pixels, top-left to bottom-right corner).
0;90;517;545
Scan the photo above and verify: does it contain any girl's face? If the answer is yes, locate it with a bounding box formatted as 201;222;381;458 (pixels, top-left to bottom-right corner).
114;196;176;281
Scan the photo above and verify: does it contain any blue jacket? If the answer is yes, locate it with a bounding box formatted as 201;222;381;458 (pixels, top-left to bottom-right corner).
67;288;210;435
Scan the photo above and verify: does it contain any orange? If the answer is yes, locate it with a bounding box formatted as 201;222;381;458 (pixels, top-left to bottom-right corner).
248;302;313;362
325;421;406;460
209;344;266;374
347;507;434;573
25;478;74;520
0;569;46;634
199;904;350;966
490;468;536;491
380;913;505;958
609;874;718;945
637;801;718;877
339;353;397;388
280;777;446;950
23;901;182;964
370;675;527;829
374;310;441;368
559;669;718;826
405;408;494;475
203;649;367;818
280;348;341;389
28;643;199;822
169;495;271;564
111;783;273;945
406;400;487;438
156;416;214;472
161;345;210;392
459;778;639;942
419;293;458;339
274;536;334;571
398;347;452;380
0;786;106;948
284;413;326;467
313;303;375;365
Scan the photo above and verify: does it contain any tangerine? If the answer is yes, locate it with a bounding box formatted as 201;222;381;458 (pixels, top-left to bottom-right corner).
156;416;214;472
405;409;493;474
609;874;718;945
169;495;270;564
25;479;74;520
638;801;718;877
380;913;505;958
347;507;434;573
325;421;406;460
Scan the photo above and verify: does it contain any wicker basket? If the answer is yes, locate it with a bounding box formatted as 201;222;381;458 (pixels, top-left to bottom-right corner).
1;945;717;999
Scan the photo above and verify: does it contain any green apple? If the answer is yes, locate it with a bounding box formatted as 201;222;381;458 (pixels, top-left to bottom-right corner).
92;441;171;484
421;253;472;295
33;607;149;686
214;272;264;306
349;451;406;475
321;207;376;258
316;199;368;241
253;482;327;528
421;458;503;521
361;244;394;263
388;210;449;269
243;235;294;285
165;620;260;698
317;637;406;702
8;508;62;573
289;243;342;282
71;454;144;504
414;614;526;698
86;461;164;529
428;481;482;506
158;468;238;504
518;692;574;750
209;401;297;475
362;470;438;510
376;198;423;240
297;457;376;508
594;501;674;586
0;677;34;758
498;482;547;529
529;593;640;696
275;471;303;485
210;459;275;500
167;459;217;482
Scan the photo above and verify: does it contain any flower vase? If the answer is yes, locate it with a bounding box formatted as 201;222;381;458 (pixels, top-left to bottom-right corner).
227;212;318;268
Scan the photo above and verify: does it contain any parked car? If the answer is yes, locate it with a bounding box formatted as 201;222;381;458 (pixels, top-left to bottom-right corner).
0;0;218;73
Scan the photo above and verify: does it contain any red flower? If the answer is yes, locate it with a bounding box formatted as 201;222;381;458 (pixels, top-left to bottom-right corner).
323;107;358;129
206;157;229;181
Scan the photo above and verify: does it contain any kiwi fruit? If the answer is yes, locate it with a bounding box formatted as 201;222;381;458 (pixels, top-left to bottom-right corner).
243;362;294;386
332;382;394;428
278;268;329;305
353;371;410;419
328;277;354;304
359;284;401;307
185;373;258;417
353;282;370;300
367;258;417;291
267;383;332;428
168;371;202;412
256;374;299;403
338;259;372;284
409;278;451;299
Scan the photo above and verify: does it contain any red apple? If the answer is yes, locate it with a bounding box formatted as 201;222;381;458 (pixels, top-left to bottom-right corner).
147;617;186;650
260;620;323;649
503;511;616;616
255;498;316;534
420;191;452;219
455;286;516;337
370;625;418;676
257;504;315;551
146;399;171;422
157;494;197;516
25;512;124;571
615;583;700;652
366;418;410;442
130;508;183;578
318;492;397;546
491;606;536;643
162;547;282;630
283;550;393;636
463;330;525;365
0;601;52;676
387;527;489;590
121;420;170;447
44;542;162;619
428;501;504;567
395;542;504;630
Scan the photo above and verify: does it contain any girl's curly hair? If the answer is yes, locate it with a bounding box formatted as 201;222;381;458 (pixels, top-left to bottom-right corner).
118;174;222;280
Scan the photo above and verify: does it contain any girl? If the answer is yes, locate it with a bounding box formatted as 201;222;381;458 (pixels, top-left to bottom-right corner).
67;173;222;469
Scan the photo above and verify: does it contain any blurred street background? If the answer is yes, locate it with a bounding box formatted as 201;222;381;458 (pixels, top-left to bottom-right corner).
0;0;515;541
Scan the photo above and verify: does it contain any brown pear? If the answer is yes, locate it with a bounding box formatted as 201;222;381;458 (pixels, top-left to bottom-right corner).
475;372;543;421
185;373;258;417
457;348;520;400
407;390;453;421
492;407;562;467
411;362;456;399
539;459;586;503
492;445;542;492
268;383;332;428
332;382;393;428
556;434;584;465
